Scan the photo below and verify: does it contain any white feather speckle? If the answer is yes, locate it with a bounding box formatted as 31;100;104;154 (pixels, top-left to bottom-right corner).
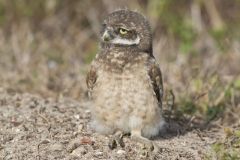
111;36;140;45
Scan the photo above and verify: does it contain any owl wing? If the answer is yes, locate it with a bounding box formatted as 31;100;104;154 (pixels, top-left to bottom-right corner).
148;59;164;106
86;64;97;92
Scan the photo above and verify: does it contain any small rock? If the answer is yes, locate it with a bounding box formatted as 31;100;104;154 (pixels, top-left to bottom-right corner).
71;146;86;157
0;144;3;150
85;110;91;114
78;124;84;131
67;139;81;153
95;151;103;156
117;149;126;155
15;128;21;132
80;136;94;145
50;143;64;151
40;139;51;144
39;106;46;113
74;114;80;119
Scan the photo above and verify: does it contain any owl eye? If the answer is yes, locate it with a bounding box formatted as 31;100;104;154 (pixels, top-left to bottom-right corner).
119;28;128;35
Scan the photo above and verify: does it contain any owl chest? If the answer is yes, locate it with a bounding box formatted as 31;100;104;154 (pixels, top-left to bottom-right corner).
93;65;155;112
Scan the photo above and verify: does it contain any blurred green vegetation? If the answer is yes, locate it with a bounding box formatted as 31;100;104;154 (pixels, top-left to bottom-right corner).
149;0;197;53
206;128;240;160
0;0;239;54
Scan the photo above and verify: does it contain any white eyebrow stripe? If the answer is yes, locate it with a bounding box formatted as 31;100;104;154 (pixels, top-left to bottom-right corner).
111;36;140;45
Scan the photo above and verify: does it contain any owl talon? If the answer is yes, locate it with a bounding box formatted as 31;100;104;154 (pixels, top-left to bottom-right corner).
140;143;148;155
150;143;162;160
140;144;157;160
108;138;117;149
108;131;126;149
118;137;125;148
131;130;161;159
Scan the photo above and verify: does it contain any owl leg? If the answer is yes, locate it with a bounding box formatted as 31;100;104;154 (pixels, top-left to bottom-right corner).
108;130;125;149
131;129;160;158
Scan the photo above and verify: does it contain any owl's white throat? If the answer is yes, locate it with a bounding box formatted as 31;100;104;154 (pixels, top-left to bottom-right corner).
111;36;140;45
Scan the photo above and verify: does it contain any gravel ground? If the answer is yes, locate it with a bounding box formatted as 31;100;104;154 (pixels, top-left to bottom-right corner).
0;88;220;160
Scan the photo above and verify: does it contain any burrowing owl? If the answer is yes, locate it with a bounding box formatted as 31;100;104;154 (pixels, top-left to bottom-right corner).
86;9;164;153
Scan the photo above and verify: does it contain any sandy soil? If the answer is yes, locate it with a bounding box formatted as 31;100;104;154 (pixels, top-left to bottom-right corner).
0;88;222;160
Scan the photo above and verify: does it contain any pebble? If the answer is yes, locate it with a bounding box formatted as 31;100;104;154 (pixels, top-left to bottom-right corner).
95;151;103;156
71;146;86;157
78;124;84;131
80;136;94;145
67;139;81;152
15;128;21;132
85;110;91;114
40;139;51;144
50;143;64;151
117;149;126;155
74;114;80;119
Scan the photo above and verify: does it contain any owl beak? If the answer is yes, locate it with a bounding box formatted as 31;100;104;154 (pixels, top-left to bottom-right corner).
102;30;114;42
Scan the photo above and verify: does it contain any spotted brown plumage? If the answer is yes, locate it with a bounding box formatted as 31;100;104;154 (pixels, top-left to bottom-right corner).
86;9;165;156
148;60;164;105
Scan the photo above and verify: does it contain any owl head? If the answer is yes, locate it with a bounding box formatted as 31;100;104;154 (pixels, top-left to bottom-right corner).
100;9;152;53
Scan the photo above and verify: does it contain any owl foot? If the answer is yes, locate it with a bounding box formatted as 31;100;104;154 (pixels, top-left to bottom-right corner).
131;130;160;159
140;142;161;160
108;131;125;149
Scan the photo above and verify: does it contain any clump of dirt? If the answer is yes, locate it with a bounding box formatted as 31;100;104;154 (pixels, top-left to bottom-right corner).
0;88;223;160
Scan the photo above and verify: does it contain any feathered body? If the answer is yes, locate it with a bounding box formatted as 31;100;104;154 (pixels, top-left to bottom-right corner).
86;9;164;140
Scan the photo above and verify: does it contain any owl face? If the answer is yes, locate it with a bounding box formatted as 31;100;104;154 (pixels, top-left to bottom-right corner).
101;21;140;46
100;10;152;53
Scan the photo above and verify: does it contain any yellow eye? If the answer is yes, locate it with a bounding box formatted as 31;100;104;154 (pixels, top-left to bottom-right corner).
119;28;128;35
